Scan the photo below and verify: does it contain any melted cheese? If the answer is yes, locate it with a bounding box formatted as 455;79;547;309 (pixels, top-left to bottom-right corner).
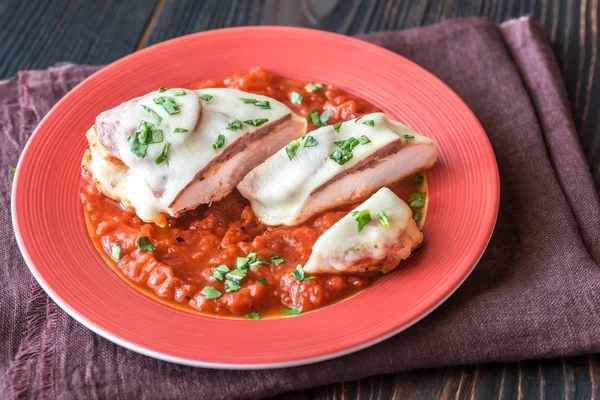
238;112;436;225
303;187;422;274
85;88;303;225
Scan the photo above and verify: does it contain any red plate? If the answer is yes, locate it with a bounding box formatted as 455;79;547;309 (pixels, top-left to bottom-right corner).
12;27;499;368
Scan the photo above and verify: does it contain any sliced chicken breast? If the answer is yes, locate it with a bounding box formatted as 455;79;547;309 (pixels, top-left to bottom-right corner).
238;112;437;226
303;187;423;274
83;88;306;226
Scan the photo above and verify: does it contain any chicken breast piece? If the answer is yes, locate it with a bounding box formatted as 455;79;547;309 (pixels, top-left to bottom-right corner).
237;112;437;226
83;88;306;226
303;187;423;274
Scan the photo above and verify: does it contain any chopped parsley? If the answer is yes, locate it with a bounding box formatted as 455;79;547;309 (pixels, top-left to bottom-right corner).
407;192;426;208
280;306;302;316
362;119;375;127
9;167;16;174
127;134;148;158
329;148;353;165
225;119;242;131
291;265;315;282
300;135;318;147
225;278;241;293
358;135;371;144
351;209;371;233
211;264;230;281
174;127;188;133
244;118;269;127
236;256;251;269
171;89;186;96
245;312;261;320
110;244;122;261
227;268;248;281
334;137;360;151
135;236;156;252
256;277;268;285
333;122;342;133
155;142;171;165
157;87;166;93
135;121;163;145
250;260;269;268
414;175;424;185
152;96;180;115
199;94;213;101
211;134;225;150
412;211;422;222
286;139;300;160
201;286;222;299
377;210;391;228
290;92;302;104
270;255;285;265
306;109;329;127
304;83;324;92
403;134;415;139
355;116;363;123
142;105;162;125
240;98;271;109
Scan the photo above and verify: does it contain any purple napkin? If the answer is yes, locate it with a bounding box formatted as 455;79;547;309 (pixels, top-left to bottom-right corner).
1;17;599;399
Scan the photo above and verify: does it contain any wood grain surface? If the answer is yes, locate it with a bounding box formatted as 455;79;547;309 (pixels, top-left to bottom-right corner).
1;0;599;398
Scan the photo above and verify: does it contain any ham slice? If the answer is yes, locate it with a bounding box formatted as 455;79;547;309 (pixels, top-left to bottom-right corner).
82;88;306;226
303;187;423;274
237;112;437;226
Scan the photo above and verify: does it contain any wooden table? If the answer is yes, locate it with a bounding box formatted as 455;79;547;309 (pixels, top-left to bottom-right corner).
2;1;599;398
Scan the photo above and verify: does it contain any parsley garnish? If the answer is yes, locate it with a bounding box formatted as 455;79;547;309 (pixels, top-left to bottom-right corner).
300;135;318;147
199;94;213;101
245;312;261;320
142;105;162;125
290;92;302;104
286;139;300;160
351;210;371;232
358;135;371;144
412;211;422;222
250;260;269;268
171;89;186;96
240;98;271;109
226;119;242;131
110;244;122;261
201;286;222;299
244;118;269;127
291;265;315;282
211;134;225;150
211;264;230;281
270;255;285;265
256;277;268;285
155;142;171;165
174;127;188;133
362;119;375;127
304;83;324;92
236;256;251;269
281;306;302;316
153;96;180;115
355;116;363;123
306;109;329;127
227;268;247;281
330;148;353;165
414;175;424;185
135;236;156;252
333;122;342;133
225;278;241;293
403;134;415;139
377;210;391;228
127;134;148;158
407;192;426;208
136;121;163;145
158;87;166;93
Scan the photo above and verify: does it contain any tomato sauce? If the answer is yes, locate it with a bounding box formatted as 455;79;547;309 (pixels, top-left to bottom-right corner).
81;67;427;318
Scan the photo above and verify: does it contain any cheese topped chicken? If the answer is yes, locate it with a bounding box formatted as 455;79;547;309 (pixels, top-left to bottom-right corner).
82;88;306;226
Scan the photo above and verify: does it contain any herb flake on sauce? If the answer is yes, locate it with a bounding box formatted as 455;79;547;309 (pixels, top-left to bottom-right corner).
141;105;163;125
201;286;222;299
245;312;261;320
290;92;302;104
225;119;242;131
304;83;324;92
291;265;315;282
300;135;318;147
362;119;375;127
135;236;156;252
152;96;180;115
377;210;391;228
333;122;342;133
211;134;225;150
199;94;213;101
270;255;285;265
110;244;122;261
280;306;302;316
407;192;426;208
212;264;230;281
155;142;171;165
244;118;269;127
286;139;300;160
171;89;186;96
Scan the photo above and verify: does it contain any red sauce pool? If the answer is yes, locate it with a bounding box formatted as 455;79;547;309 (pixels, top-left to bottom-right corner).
81;67;427;318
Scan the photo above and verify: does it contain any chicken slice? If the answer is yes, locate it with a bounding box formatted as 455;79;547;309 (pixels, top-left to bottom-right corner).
303;187;423;274
237;112;437;226
83;88;306;225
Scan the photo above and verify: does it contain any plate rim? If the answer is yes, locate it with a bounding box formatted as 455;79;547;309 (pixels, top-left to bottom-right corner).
11;25;500;369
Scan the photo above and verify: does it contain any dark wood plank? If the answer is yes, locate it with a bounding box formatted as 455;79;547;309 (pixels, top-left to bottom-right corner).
1;1;599;399
0;0;155;78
